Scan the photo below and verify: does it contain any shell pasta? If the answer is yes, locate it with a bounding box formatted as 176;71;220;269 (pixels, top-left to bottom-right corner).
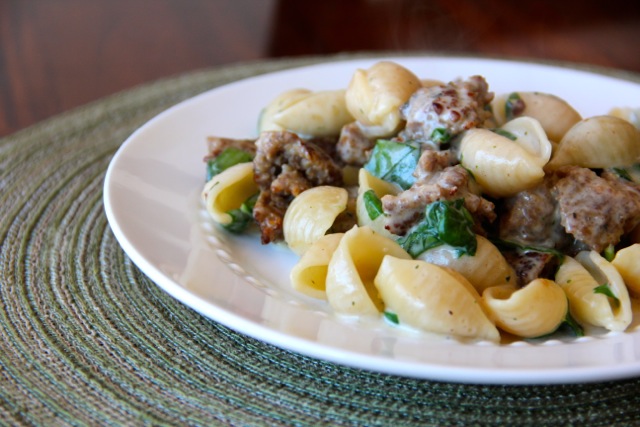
375;256;500;342
201;60;640;344
325;225;411;316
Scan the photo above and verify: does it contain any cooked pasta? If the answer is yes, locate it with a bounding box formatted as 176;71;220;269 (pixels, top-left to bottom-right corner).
355;168;399;239
375;256;500;342
345;61;421;137
290;233;344;299
546;115;640;170
417;235;515;293
482;279;567;338
458;128;546;197
283;185;349;256
611;244;640;295
556;252;631;332
201;162;257;225
491;91;582;142
325;225;411;316
260;89;353;138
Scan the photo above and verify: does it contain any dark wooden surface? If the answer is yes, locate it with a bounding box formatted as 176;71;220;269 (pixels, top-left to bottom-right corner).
1;0;639;138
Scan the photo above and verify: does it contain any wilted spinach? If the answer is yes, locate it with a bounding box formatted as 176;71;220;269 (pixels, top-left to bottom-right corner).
397;199;477;258
363;139;421;190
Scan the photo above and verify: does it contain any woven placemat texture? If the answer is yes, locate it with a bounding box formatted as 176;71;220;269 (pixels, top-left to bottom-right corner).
2;54;640;426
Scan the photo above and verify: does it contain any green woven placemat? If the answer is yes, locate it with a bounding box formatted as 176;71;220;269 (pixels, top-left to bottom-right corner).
2;54;640;427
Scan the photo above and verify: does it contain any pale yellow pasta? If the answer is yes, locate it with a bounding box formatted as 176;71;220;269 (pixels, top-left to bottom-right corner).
420;78;444;88
609;106;640;128
268;89;353;138
611;244;640;296
458;128;546;197
355;168;400;239
556;252;632;332
417;235;515;293
290;233;344;300
482;280;567;338
374;256;500;342
492;91;582;142
283;186;348;256
345;61;422;137
325;226;411;316
499;117;552;166
201;162;257;225
259;89;311;132
546;115;640;170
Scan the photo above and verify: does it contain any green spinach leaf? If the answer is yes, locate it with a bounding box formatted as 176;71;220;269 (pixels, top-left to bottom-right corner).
397;199;477;258
206;147;254;181
363;190;384;220
505;92;524;120
364;139;421;190
594;283;620;308
222;193;259;233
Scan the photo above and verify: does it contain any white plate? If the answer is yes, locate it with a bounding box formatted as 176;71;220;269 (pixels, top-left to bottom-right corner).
104;56;640;384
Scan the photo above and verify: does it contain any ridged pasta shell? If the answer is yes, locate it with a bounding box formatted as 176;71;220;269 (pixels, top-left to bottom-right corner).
609;107;640;128
290;233;344;300
492;91;581;141
345;61;422;137
269;89;354;138
499;117;552;166
201;162;257;225
417;235;515;293
556;251;631;332
374;256;500;342
458;128;546;197
546;115;640;170
283;186;348;256
259;89;311;132
325;226;411;316
611;244;640;296
482;280;567;338
356;168;400;239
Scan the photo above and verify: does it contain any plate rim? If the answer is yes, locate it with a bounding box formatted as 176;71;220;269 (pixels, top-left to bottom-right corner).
104;55;640;385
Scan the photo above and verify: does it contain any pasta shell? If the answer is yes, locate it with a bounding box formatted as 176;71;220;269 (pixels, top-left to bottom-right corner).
499;116;552;166
345;61;422;137
417;235;515;293
201;162;257;225
270;89;354;138
492;91;581;141
482;280;567;338
608;107;640;128
546;115;640;170
356;168;400;239
556;252;632;332
611;244;640;296
374;256;500;342
458;128;545;197
259;89;311;132
290;233;344;300
283;186;348;256
325;226;411;316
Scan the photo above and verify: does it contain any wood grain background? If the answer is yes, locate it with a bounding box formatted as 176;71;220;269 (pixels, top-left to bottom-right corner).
1;0;638;137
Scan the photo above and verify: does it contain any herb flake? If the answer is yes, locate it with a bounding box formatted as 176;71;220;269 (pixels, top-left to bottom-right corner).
363;189;384;220
594;283;620;308
384;311;400;325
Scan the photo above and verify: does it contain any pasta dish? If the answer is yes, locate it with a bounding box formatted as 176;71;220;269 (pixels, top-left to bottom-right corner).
200;60;640;343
